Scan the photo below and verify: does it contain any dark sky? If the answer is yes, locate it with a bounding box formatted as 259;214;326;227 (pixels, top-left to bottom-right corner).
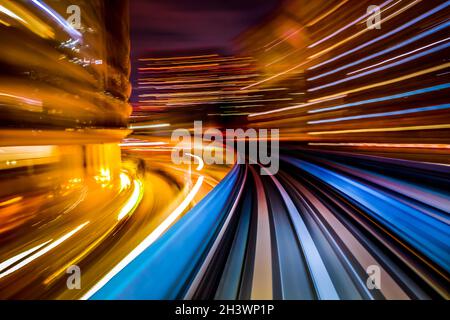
130;0;281;57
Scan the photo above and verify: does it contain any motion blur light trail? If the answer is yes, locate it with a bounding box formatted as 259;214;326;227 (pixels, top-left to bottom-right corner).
0;141;230;299
0;0;449;300
239;0;450;146
101;0;448;300
84;155;449;300
0;0;230;299
88;163;243;299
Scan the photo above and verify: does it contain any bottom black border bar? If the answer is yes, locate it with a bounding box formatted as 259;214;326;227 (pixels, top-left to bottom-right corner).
0;300;447;319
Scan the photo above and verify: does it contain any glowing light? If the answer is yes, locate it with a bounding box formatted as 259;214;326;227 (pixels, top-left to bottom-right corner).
309;83;450;114
129;123;171;130
0;196;23;207
308;1;450;70
241;60;308;90
248;95;346;118
308;20;450;80
119;142;168;147
308;104;450;124
306;0;349;26
347;37;450;76
308;63;450;102
307;0;393;48
81;176;204;300
308;42;450;92
117;180;143;221
0;5;26;23
139;54;219;61
0;222;89;279
0;93;42;107
0;240;52;273
308;124;450;135
30;0;82;39
307;0;419;62
308;143;450;149
94;168;111;186
119;172;131;191
186;153;204;171
0;18;10;26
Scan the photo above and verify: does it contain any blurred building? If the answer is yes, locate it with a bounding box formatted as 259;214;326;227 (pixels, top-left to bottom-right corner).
131;53;257;131
236;0;450;152
0;0;131;196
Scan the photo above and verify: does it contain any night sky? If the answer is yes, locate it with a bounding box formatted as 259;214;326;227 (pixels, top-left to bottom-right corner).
130;0;281;57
